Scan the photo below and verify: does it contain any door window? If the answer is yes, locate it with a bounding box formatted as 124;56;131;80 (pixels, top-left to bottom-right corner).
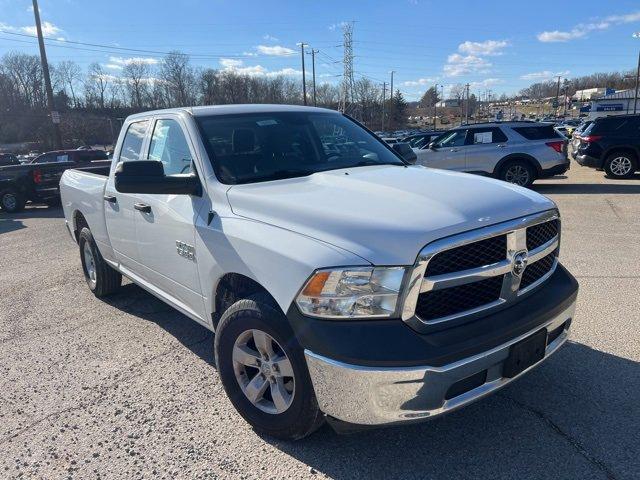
119;120;149;162
148;119;193;175
435;130;467;148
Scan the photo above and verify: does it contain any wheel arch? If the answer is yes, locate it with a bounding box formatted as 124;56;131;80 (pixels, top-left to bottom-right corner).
72;209;89;243
493;153;542;177
212;272;279;330
602;146;639;163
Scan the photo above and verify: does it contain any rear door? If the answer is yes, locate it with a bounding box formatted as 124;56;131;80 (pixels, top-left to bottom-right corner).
104;119;150;267
464;127;509;173
132;115;207;319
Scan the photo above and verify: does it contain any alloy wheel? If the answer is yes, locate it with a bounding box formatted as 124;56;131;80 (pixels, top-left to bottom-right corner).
2;193;17;211
83;242;97;286
609;157;633;177
504;165;530;186
232;329;295;414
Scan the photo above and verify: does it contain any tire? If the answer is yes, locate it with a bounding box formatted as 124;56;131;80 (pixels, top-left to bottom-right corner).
78;227;122;297
215;294;324;440
0;188;26;213
499;159;536;188
604;152;637;179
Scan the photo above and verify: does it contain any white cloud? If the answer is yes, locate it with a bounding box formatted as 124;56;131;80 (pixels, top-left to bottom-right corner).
458;40;509;56
520;70;570;81
256;45;296;56
0;20;65;40
219;58;243;68
219;59;301;77
469;78;504;88
263;34;279;42
402;77;436;87
329;21;348;31
108;56;159;66
538;11;640;42
444;54;492;77
104;63;123;70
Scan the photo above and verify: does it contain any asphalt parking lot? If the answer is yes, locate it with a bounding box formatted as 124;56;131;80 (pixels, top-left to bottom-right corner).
1;165;639;480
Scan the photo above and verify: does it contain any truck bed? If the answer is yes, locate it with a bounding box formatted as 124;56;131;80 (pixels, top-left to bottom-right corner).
60;168;110;248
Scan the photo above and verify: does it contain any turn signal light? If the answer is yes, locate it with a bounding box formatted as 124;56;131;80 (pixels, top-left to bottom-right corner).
580;135;602;143
32;168;42;184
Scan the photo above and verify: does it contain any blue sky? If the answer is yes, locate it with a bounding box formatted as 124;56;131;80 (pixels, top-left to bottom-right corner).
1;0;640;100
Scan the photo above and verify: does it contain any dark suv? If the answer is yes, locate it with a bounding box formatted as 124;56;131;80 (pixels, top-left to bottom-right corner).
575;114;640;179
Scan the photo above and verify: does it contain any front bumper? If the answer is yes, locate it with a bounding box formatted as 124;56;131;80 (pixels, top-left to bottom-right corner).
305;300;574;426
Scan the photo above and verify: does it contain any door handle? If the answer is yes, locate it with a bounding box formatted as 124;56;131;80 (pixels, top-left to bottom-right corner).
134;203;151;213
450;148;459;152
103;195;117;203
497;144;506;148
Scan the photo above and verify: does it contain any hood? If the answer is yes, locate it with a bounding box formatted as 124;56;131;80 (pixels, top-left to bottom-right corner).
227;165;556;265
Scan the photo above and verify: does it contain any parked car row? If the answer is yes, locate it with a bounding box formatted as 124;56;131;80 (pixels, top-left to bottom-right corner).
0;148;110;212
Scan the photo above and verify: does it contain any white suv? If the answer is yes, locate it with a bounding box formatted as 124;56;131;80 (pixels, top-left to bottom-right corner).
414;122;569;187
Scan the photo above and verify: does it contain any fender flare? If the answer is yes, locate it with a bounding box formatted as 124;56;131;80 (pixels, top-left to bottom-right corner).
493;153;542;177
602;145;640;162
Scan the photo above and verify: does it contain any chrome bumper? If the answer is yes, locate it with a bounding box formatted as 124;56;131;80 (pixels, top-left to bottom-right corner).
305;301;575;426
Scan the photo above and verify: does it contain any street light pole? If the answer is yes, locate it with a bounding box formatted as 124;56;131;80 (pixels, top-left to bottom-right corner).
633;32;640;114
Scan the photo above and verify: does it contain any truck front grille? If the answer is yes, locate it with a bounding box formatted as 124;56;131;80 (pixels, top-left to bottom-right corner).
425;235;507;276
415;276;503;321
520;250;557;290
402;212;561;326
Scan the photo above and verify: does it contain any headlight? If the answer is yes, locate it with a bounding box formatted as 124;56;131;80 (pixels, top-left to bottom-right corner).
295;266;406;319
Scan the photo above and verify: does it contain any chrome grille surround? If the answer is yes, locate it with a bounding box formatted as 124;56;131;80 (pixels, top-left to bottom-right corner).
401;210;560;327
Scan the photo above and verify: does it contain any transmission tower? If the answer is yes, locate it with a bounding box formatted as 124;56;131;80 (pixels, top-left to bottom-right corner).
340;22;355;114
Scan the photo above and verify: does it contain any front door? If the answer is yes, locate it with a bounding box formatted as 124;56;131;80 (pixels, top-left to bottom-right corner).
416;129;468;171
132;116;207;320
104;119;150;267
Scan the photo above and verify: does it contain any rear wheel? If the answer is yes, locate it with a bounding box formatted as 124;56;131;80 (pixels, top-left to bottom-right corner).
78;227;122;297
604;152;637;179
499;160;536;187
0;188;25;213
215;294;324;440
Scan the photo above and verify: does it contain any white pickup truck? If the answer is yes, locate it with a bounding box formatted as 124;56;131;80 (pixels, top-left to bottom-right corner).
61;105;578;440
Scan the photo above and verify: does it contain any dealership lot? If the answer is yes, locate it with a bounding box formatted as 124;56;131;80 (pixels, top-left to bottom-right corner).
0;166;639;479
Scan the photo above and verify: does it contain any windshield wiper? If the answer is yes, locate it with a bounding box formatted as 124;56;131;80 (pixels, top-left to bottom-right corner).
353;159;404;167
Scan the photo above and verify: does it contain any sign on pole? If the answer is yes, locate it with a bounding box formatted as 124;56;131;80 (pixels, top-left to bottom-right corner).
51;111;60;124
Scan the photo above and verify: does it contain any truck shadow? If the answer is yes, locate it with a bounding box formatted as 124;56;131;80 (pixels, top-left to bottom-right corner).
100;282;215;366
270;342;638;479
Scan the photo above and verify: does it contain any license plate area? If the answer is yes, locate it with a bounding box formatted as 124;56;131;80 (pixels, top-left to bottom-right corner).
503;329;547;378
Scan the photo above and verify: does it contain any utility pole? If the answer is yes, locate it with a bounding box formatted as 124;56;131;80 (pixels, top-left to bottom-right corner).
32;0;61;149
634;51;640;114
464;83;470;125
299;43;307;106
433;83;438;130
381;82;386;131
308;49;318;106
554;75;561;117
389;70;395;128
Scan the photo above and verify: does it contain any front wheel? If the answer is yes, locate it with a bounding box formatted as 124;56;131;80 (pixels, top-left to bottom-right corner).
215;294;324;440
604;153;637;179
499;160;536;187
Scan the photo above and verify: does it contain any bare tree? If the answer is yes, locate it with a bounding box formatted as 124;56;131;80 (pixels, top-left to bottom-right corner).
55;60;82;107
84;63;110;109
122;61;151;109
159;51;195;107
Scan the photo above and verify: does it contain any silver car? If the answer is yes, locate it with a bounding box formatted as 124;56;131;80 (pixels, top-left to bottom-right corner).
414;122;569;187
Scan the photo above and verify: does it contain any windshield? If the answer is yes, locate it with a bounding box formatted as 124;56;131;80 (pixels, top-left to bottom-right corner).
196;112;405;184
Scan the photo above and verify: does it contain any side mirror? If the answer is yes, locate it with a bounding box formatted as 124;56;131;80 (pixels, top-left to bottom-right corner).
114;160;201;196
391;142;418;164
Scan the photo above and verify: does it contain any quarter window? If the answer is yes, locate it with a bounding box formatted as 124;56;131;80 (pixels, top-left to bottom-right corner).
119;120;149;162
148;119;193;175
